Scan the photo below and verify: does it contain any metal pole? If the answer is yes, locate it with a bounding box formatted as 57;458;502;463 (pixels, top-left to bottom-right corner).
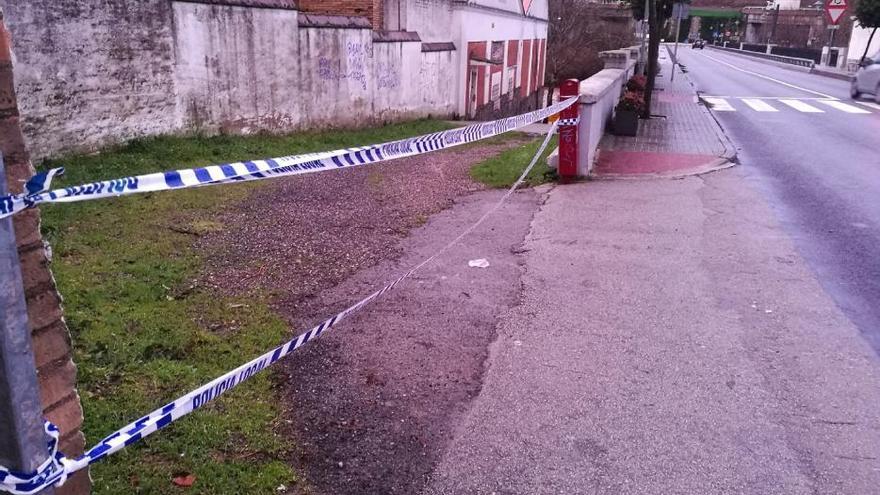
768;4;780;45
671;11;682;82
641;0;650;75
0;152;55;494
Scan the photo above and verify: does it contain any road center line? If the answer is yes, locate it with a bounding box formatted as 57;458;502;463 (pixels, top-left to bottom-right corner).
696;52;836;100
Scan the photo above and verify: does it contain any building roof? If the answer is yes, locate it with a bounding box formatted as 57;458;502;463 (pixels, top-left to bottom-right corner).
175;0;297;9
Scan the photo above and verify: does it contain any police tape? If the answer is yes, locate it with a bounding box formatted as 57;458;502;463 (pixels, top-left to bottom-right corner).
0;97;577;220
0;116;561;495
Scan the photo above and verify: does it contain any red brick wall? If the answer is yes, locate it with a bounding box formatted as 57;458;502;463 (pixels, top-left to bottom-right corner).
0;11;89;495
298;0;383;29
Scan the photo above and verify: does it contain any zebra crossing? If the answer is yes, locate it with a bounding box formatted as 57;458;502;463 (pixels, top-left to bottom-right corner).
700;96;878;115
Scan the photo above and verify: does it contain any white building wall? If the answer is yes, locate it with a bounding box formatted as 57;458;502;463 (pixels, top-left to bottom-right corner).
402;0;455;42
847;23;880;65
471;0;549;18
452;4;549;115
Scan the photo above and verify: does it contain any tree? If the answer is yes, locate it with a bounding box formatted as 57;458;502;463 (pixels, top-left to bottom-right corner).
631;0;677;118
855;0;880;62
547;0;637;93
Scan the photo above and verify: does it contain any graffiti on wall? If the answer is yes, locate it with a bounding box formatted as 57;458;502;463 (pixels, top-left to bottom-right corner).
377;63;400;89
317;41;400;91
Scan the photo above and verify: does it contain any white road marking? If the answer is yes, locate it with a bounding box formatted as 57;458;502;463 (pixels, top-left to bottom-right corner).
701;96;828;100
778;99;824;113
741;98;779;112
696;52;836;99
818;100;872;114
854;101;880;112
703;97;736;111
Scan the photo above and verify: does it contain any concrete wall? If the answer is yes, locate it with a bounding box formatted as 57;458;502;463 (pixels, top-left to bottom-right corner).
0;1;460;160
173;2;301;134
1;0;178;160
576;62;634;175
400;0;455;42
1;0;545;160
547;46;642;177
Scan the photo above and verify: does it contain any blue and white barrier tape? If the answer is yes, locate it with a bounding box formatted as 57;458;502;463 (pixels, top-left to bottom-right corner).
0;98;576;220
0;423;72;495
0;113;562;494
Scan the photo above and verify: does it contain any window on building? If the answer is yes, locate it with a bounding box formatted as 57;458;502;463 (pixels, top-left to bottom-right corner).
491;41;505;64
507;66;517;94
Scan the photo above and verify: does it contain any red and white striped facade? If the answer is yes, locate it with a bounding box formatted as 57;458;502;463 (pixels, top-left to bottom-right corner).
311;0;550;118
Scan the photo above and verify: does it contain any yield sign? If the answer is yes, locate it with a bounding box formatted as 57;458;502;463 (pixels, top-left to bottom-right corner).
825;0;847;25
521;0;533;15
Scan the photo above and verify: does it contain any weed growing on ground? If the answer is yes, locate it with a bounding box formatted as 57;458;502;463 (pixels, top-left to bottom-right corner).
469;135;559;188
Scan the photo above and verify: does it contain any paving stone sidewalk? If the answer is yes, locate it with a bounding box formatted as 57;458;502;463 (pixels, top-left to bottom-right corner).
595;48;734;177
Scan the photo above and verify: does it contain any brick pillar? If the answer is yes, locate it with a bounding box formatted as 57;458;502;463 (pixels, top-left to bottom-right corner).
0;10;90;495
372;0;384;30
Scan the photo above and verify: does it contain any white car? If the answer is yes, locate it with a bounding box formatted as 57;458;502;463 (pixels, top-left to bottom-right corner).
851;51;880;103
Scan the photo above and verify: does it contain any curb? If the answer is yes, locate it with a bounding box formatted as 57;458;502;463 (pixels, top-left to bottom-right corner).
809;67;854;81
704;45;814;74
673;45;738;164
591;155;736;180
705;45;856;82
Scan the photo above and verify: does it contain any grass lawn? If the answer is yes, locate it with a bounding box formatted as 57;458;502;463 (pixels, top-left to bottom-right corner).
469;134;559;188
38;120;458;494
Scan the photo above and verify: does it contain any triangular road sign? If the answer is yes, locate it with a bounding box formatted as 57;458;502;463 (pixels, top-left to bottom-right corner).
521;0;533;15
825;0;847;24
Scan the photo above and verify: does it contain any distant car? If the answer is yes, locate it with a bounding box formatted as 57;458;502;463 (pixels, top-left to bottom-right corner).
692;40;705;49
851;52;880;103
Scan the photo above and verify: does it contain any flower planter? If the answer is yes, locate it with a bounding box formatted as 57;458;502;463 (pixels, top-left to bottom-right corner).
613;109;639;136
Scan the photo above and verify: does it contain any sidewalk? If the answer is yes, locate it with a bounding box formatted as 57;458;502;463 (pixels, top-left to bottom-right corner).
425;168;880;494
422;49;880;494
594;51;734;178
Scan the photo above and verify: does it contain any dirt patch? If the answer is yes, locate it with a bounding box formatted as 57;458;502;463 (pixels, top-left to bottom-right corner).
194;138;537;493
197;139;527;312
275;188;539;494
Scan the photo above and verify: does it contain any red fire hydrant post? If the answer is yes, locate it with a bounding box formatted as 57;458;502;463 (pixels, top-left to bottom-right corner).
557;79;580;181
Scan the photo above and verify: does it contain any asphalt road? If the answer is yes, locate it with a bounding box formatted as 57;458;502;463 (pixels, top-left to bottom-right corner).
677;47;880;353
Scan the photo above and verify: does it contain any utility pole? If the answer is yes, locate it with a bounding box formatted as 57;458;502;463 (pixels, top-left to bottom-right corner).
671;2;687;82
0;152;55;495
767;3;780;45
641;0;650;75
643;0;659;118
